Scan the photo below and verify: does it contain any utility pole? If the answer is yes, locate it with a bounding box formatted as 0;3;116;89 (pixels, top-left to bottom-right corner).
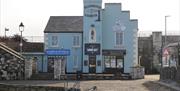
164;15;170;67
164;15;170;46
5;28;9;37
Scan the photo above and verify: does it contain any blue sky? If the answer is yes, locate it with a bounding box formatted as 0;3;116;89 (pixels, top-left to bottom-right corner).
0;0;179;36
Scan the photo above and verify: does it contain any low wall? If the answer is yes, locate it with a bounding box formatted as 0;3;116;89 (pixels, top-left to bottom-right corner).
0;58;25;80
160;66;180;82
0;83;65;91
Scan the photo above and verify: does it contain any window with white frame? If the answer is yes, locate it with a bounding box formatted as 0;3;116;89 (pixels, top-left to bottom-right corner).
51;35;58;47
73;35;80;47
115;32;123;46
73;56;78;69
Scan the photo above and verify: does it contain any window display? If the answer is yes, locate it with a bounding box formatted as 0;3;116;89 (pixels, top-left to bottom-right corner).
104;56;123;68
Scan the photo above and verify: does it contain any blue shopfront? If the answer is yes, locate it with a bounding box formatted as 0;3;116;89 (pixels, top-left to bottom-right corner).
44;49;70;73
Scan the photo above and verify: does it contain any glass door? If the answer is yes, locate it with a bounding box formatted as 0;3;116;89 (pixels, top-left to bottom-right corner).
89;55;96;73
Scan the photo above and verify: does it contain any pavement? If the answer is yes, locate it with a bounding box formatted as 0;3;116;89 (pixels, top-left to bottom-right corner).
154;80;180;91
0;75;179;91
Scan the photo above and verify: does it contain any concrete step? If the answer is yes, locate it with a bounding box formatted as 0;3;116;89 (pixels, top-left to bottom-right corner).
30;73;54;80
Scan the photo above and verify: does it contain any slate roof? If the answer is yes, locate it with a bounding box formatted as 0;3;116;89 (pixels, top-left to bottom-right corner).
44;16;83;33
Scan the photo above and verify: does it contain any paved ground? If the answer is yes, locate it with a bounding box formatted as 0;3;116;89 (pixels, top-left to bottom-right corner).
71;75;172;91
0;75;175;91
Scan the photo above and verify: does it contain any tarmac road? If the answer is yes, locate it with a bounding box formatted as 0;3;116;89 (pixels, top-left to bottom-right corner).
68;75;172;91
0;75;174;91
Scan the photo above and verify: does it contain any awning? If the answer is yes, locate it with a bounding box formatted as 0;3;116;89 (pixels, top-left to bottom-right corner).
45;49;70;56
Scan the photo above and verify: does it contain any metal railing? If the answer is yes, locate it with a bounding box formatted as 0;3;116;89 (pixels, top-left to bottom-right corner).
24;36;44;42
0;42;24;60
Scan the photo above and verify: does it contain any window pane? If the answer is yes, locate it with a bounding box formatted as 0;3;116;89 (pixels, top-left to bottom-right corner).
52;36;58;46
117;59;123;68
111;57;116;68
104;56;110;68
120;32;123;45
116;32;123;45
73;36;75;46
77;36;80;46
73;36;80;46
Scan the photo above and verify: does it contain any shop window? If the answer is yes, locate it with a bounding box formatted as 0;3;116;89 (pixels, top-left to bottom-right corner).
84;60;88;66
73;35;80;47
117;59;123;68
115;32;123;46
104;56;110;68
110;56;116;68
104;56;123;68
51;36;58;47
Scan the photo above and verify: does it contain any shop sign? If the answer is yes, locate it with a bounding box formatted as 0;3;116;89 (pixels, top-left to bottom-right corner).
102;50;126;56
85;43;100;55
45;49;70;56
84;5;101;17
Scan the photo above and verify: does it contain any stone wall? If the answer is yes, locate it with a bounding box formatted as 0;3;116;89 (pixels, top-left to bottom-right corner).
54;58;66;80
176;66;180;83
0;84;65;91
160;66;180;82
54;59;61;79
25;59;33;79
0;52;25;80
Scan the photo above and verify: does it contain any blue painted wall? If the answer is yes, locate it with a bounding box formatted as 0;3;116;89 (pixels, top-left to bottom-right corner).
83;0;103;73
44;33;83;73
102;3;138;73
23;53;44;72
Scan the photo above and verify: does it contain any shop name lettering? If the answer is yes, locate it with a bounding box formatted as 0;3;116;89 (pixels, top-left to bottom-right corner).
84;5;101;17
46;50;70;55
87;48;98;52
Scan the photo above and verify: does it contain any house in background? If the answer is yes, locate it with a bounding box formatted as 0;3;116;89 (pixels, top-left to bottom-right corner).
43;0;138;78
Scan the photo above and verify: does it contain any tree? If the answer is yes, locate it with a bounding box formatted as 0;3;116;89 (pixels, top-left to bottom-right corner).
11;34;27;42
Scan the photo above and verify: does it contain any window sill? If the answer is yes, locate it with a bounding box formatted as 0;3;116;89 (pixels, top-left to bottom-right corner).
114;45;124;48
51;45;59;47
72;46;81;48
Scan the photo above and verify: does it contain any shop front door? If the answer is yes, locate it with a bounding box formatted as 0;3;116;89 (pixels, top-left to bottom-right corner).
89;55;96;73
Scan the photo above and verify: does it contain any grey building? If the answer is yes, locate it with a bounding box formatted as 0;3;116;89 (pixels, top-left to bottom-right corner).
138;32;180;74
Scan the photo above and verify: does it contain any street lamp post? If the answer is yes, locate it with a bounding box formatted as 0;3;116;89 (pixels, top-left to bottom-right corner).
19;22;24;54
164;15;170;67
164;15;170;46
4;28;9;38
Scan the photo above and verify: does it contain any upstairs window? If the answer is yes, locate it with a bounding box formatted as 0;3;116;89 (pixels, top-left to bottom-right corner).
115;32;123;46
89;25;96;43
51;36;58;47
91;30;95;40
73;35;80;47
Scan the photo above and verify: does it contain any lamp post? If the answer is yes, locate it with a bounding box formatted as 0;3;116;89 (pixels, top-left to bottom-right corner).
4;28;9;38
19;22;24;54
164;15;171;67
164;15;170;46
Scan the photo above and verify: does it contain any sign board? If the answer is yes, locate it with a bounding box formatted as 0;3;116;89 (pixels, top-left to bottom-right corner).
163;48;169;57
102;50;126;56
45;49;70;56
85;43;100;55
84;5;101;17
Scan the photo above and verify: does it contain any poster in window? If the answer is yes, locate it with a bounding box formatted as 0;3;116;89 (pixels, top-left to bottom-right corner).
111;59;116;68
